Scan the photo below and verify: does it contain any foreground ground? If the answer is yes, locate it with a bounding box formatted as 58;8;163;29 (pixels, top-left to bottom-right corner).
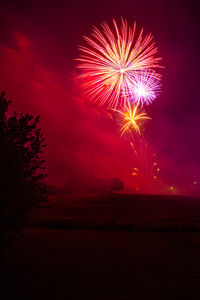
3;193;200;299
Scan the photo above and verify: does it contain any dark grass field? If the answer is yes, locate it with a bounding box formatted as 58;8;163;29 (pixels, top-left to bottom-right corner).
3;193;200;299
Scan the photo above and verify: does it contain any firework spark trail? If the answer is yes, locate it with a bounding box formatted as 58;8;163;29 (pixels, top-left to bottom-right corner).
77;18;162;109
112;102;151;136
130;138;160;192
130;138;152;173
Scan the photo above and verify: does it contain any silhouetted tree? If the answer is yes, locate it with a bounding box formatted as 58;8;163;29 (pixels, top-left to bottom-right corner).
110;177;124;193
0;92;47;243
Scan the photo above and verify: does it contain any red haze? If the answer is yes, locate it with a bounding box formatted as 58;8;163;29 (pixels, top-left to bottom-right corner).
0;33;148;192
0;0;200;194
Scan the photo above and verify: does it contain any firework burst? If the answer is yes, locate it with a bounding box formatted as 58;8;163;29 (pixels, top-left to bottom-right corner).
127;70;161;105
77;18;162;108
112;103;151;136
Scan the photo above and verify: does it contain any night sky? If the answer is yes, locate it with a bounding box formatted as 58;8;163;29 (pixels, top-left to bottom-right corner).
0;0;200;193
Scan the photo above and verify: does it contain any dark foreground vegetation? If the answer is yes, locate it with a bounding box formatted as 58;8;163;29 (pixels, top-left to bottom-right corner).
0;92;47;245
2;193;200;299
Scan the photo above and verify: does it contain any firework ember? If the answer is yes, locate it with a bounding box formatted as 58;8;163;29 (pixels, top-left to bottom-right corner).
77;18;162;108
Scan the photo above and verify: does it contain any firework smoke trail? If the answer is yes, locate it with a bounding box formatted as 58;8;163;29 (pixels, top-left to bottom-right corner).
112;103;151;136
77;18;162;109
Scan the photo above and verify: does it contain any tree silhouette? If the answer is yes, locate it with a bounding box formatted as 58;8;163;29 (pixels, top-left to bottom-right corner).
0;92;47;242
110;177;124;193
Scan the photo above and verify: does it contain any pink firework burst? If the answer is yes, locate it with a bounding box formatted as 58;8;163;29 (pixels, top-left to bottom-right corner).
127;70;161;106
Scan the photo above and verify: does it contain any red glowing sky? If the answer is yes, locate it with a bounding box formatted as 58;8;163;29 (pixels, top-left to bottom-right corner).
0;0;200;192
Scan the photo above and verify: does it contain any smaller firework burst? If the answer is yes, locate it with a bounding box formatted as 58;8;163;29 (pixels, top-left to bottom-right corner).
112;103;151;136
126;70;161;106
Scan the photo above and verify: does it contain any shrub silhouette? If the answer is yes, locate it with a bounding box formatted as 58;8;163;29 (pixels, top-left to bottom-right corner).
110;177;124;193
0;92;47;242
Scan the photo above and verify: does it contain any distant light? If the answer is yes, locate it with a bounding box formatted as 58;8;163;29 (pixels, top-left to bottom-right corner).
153;162;157;166
132;172;137;176
170;186;174;190
157;168;160;172
154;176;157;179
194;181;197;185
